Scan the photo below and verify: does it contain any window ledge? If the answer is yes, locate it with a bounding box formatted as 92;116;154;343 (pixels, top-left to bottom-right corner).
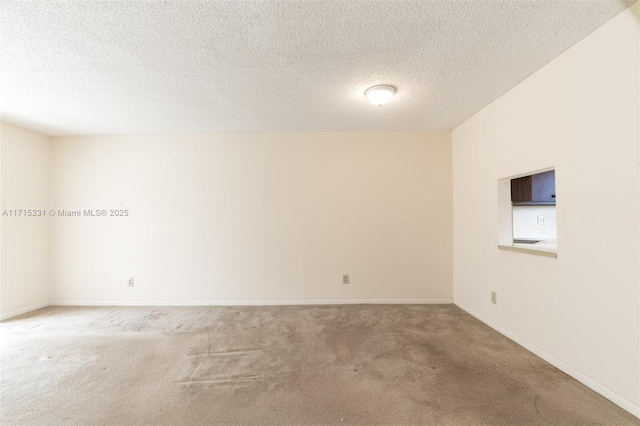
498;244;557;258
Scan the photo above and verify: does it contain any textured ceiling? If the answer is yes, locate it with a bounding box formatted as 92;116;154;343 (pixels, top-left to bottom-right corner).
0;1;635;136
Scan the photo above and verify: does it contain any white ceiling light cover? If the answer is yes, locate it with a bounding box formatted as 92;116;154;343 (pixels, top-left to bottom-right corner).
365;85;396;106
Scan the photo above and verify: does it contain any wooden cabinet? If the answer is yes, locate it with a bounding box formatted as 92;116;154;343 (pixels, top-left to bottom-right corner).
511;170;555;205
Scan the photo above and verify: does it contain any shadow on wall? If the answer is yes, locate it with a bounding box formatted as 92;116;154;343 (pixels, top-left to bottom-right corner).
628;0;640;21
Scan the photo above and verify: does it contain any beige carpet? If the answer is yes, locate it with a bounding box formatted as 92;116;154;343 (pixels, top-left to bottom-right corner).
1;304;637;425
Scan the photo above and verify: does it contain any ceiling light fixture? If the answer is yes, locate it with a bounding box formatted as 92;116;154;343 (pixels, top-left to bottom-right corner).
364;85;396;106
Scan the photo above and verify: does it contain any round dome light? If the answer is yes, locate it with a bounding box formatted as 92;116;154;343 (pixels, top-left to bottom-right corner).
364;85;396;106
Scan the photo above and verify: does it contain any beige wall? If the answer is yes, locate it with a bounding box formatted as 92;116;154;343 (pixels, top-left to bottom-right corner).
49;131;453;304
452;3;640;414
0;122;51;319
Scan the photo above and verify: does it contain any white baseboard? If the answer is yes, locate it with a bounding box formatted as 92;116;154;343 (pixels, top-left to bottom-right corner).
454;301;640;419
0;301;50;321
50;298;453;307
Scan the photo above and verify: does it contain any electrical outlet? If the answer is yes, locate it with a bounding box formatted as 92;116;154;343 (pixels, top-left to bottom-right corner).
128;277;134;287
491;291;497;304
537;216;547;225
342;274;350;285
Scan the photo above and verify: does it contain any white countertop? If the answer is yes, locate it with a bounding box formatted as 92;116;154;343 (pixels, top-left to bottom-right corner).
513;241;557;252
499;239;557;257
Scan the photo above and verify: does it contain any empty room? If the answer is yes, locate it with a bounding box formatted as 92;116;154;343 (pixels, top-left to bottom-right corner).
1;1;639;425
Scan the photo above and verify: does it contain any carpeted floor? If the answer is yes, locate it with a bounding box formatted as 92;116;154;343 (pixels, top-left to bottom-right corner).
0;304;637;425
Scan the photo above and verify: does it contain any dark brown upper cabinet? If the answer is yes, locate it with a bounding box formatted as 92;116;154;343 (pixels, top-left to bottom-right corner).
511;170;556;206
